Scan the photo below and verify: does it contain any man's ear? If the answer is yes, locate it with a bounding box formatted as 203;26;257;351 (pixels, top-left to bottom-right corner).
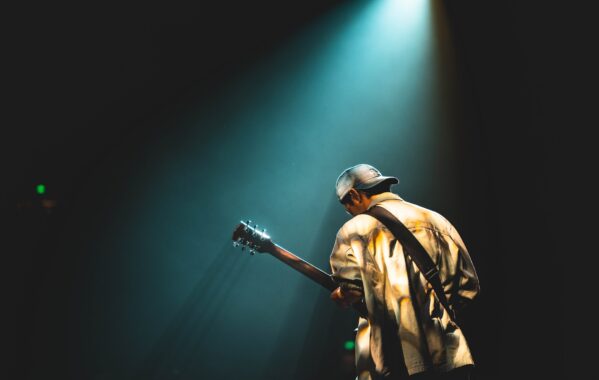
348;188;361;204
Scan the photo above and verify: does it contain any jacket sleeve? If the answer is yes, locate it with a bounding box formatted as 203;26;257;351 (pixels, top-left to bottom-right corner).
448;225;480;312
329;225;363;287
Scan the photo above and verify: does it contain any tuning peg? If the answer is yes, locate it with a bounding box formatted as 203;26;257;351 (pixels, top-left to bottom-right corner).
249;249;255;255
233;242;239;248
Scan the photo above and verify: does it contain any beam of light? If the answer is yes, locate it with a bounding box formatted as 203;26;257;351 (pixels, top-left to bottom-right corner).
124;1;460;379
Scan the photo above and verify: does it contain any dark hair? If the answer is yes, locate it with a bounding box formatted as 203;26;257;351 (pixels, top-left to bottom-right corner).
340;192;353;205
340;180;393;204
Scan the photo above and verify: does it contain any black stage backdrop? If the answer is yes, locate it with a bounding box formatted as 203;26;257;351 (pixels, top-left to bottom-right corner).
4;1;561;379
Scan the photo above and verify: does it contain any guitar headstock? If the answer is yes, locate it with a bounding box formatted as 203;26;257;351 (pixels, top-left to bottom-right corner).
231;220;274;255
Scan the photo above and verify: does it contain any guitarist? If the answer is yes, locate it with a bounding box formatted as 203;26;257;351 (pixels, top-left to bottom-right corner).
329;164;479;380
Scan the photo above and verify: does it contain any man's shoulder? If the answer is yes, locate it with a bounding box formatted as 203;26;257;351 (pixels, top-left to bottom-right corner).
378;199;452;232
338;213;379;238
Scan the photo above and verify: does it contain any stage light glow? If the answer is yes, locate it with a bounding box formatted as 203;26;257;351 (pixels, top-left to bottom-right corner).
344;340;355;350
36;184;46;195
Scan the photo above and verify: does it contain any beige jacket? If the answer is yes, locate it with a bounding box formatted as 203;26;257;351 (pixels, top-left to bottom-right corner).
330;192;480;379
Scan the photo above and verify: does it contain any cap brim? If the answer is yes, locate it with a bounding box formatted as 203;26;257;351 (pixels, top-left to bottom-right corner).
354;176;399;190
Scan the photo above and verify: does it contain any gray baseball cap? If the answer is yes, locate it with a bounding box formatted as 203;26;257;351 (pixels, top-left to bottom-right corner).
335;164;399;200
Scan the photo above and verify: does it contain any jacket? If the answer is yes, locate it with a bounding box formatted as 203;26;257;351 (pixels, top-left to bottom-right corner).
330;192;480;379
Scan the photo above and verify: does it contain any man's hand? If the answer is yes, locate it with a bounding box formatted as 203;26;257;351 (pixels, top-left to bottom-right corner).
330;286;363;309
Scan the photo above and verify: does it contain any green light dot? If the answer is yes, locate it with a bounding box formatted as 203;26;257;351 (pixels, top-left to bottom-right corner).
344;340;355;350
36;184;46;195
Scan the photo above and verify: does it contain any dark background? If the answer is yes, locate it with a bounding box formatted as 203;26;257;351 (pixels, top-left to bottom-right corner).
4;1;561;379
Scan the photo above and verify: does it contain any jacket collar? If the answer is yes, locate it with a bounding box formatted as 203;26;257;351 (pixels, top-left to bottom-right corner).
366;192;403;210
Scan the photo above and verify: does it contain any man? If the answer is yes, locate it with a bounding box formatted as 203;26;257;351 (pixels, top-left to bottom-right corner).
329;164;480;380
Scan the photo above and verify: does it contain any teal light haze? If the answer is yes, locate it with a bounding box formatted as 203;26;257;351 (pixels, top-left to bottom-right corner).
44;1;463;379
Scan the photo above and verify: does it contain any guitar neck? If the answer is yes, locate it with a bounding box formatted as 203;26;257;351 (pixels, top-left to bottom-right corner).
267;244;337;291
231;220;368;317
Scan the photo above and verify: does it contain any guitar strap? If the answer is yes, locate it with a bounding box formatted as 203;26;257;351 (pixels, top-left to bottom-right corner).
364;205;456;322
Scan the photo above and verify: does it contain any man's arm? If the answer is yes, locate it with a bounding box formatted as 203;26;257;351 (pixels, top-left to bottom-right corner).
329;225;364;308
448;226;480;313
